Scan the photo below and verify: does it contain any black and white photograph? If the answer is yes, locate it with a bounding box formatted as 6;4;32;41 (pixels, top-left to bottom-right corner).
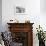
16;7;25;13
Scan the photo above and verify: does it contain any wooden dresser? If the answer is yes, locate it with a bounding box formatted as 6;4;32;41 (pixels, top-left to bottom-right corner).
7;23;34;46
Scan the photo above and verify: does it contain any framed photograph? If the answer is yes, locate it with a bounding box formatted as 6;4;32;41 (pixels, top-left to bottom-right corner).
16;6;25;13
15;6;27;15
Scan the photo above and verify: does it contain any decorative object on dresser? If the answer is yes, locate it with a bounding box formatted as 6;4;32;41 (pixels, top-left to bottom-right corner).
7;22;34;46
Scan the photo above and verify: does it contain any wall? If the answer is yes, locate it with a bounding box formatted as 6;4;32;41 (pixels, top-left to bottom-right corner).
40;0;46;13
2;0;40;30
2;0;46;46
0;0;2;32
40;0;46;32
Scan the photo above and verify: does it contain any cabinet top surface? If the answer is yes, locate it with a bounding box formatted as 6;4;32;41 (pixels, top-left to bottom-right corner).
7;23;34;25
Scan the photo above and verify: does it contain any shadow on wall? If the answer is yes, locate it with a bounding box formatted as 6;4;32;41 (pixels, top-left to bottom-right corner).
0;0;2;32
